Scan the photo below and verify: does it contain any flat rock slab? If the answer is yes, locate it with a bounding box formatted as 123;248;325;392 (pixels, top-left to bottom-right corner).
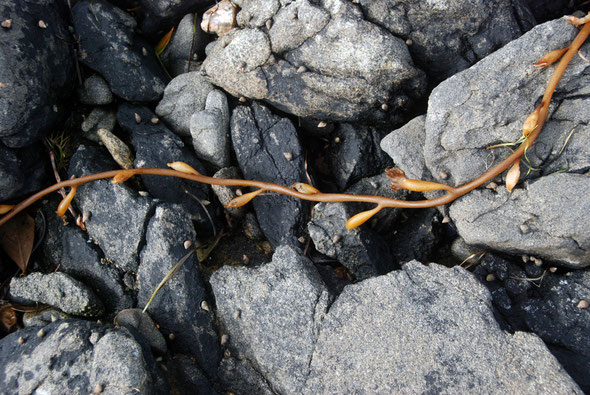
0;320;167;394
210;246;331;394
304;261;581;393
204;0;425;121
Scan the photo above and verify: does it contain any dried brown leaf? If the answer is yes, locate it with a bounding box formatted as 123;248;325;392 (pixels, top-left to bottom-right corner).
0;304;17;332
0;213;35;272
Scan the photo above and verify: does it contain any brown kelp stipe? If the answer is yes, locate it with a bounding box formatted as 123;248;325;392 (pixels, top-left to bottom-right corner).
1;18;589;230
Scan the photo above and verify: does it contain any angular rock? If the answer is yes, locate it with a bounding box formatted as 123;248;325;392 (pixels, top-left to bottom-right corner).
42;200;133;315
0;0;75;147
78;75;113;105
155;71;215;137
380;115;429;180
117;103;217;235
114;308;167;355
137;203;221;376
210;246;331;394
137;0;208;34
72;0;168;102
159;13;207;77
308;202;393;280
0;143;49;201
9;272;104;317
305;261;581;393
69;145;156;272
450;173;590;267
190;89;231;168
360;0;529;82
203;0;426;122
231;103;308;248
328;123;392;189
0;320;167;393
218;357;274;395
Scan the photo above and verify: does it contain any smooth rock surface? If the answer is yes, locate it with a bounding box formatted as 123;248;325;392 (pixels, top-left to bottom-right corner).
231;103;308;248
68;145;156;273
137;203;221;376
210;246;331;394
78;75;113;105
9;272;104;317
0;0;75;147
155;71;215;137
304;261;581;393
0;320;167;394
203;0;426;121
72;0;168;102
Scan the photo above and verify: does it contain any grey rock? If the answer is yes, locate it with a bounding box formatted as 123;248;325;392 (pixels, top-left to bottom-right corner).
22;308;70;327
69;145;156;273
210;245;331;394
450;173;590;267
97;128;135;170
117;103;218;235
72;0;168;102
159;13;207;77
218;357;274;395
234;0;280;28
203;0;426;122
167;355;217;394
0;143;49;201
155;71;215;137
231;103;308;248
308;202;392;280
137;203;221;376
42;199;133;315
328;123;392;189
190;89;231;168
114;308;167;355
212;167;248;219
0;320;167;394
380;115;429;180
78;75;113;105
80;107;117;143
137;0;208;34
304;261;581;393
0;0;75;148
9;272;104;317
360;0;528;82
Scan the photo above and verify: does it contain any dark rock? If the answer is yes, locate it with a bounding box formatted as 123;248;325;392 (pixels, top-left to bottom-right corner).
137;0;209;34
77;75;113;105
0;0;75;148
203;0;426;122
42;200;133;315
137;203;221;376
80;107;117;143
190;89;231;168
218;356;274;395
304;260;581;393
387;208;441;265
68;145;156;273
114;308;167;355
9;272;104;317
159;13;207;76
231;103;308;248
155;71;215;137
0;320;168;393
308;202;392;280
328;124;392;189
117;103;217;235
0;142;48;201
525;0;574;23
210;246;331;394
167;355;218;395
360;0;529;83
72;0;168;102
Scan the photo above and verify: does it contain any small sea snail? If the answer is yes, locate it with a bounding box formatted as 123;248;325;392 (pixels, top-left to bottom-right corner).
201;0;237;35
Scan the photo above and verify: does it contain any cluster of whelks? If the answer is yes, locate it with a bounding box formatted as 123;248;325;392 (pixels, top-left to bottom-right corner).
1;14;589;232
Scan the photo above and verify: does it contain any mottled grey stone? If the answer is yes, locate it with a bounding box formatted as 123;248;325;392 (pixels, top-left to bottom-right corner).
190;89;231;168
68;145;156;273
450;173;590;267
155;71;215;137
380;115;429;180
78;75;113;105
304;261;581;393
210;246;331;394
234;0;280;28
80;107;117;143
72;0;168;102
137;203;221;376
0;320;167;394
9;272;104;317
203;0;425;122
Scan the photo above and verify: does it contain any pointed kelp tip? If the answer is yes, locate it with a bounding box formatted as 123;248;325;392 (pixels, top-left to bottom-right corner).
226;189;264;208
112;169;136;184
291;183;320;194
345;206;382;230
505;160;521;193
168;161;200;175
0;205;15;215
533;47;569;68
56;186;77;218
